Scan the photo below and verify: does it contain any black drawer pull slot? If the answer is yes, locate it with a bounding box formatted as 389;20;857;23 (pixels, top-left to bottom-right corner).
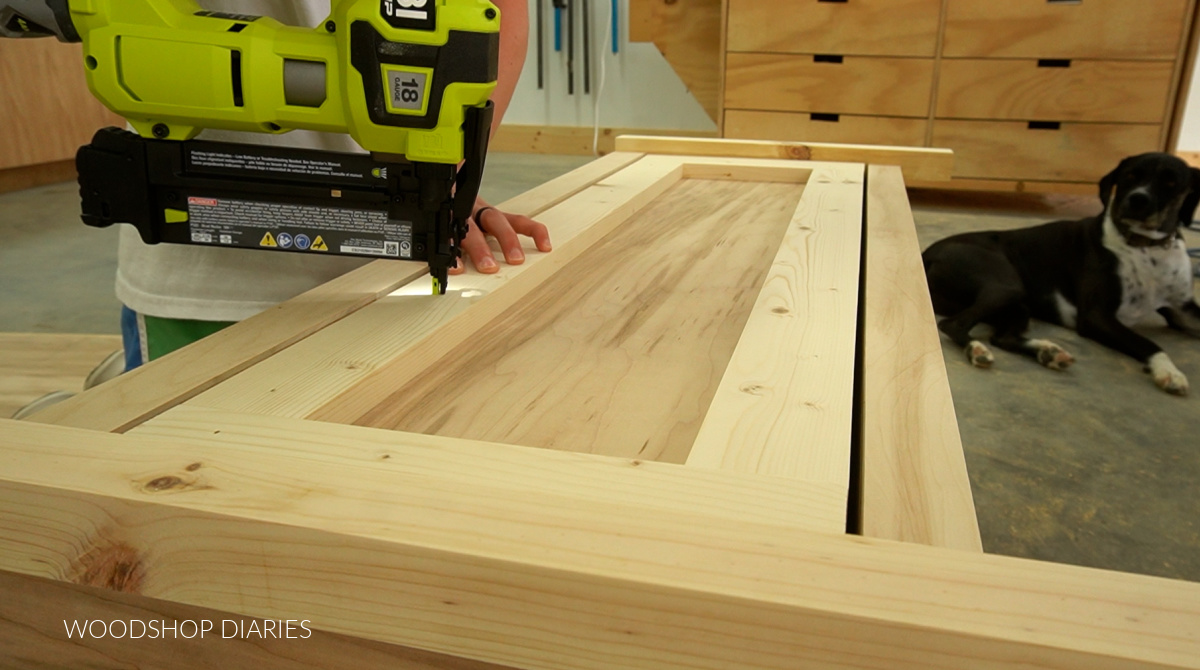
1037;59;1071;68
811;113;840;122
817;0;849;3
1047;0;1082;4
1028;121;1062;130
813;54;844;64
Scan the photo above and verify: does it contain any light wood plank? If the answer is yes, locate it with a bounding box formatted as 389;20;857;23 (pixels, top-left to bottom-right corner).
936;59;1174;124
29;154;646;433
943;0;1191;59
0;570;513;670
191;155;690;420
726;0;943;57
347;179;804;463
0;333;121;419
724;53;935;118
861;165;981;552
28;260;427;433
490;124;716;156
614;135;953;181
687;162;864;488
3;416;1200;670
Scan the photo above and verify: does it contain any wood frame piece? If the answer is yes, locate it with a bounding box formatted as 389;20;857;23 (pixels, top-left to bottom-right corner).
7;138;1197;669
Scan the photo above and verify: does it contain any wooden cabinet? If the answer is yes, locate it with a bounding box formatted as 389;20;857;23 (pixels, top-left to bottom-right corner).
719;0;1200;190
0;39;123;192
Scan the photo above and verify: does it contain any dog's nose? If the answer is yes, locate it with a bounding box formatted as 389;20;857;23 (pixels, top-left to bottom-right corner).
1124;191;1154;218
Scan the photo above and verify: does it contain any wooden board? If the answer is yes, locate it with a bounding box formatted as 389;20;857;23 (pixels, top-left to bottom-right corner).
614;135;954;182
724;53;935;118
28;152;647;433
351;179;805;463
861;166;981;551
936;59;1175;123
490;124;717;156
0;159;77;195
0;40;123;171
686;162;863;485
726;0;943;57
2;416;1199;670
0;333;121;419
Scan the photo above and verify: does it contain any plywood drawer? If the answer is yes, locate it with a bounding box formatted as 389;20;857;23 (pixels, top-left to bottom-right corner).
725;110;928;147
937;60;1175;123
943;0;1191;59
724;54;934;117
931;120;1162;182
727;0;942;57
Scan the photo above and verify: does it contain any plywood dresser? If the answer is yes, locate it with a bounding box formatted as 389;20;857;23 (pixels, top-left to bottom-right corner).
720;0;1199;191
3;137;1199;669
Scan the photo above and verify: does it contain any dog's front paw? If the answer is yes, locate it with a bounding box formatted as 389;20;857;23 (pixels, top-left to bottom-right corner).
966;340;995;368
1029;339;1075;371
1148;353;1189;396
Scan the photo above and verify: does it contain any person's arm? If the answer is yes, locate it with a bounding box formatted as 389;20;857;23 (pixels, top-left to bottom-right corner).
452;0;552;275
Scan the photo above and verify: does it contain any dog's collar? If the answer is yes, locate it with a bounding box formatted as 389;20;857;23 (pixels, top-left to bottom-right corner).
1121;230;1181;249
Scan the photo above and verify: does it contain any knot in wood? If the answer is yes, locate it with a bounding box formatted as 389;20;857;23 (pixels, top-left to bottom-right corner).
144;476;184;492
785;145;812;160
739;383;766;396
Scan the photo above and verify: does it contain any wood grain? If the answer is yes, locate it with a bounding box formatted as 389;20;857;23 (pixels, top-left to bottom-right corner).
0;333;121;419
943;0;1191;59
4;416;1200;670
0;40;123;171
724;53;935;118
490;124;716;156
627;0;722;122
30;154;646;433
861;165;981;552
936;59;1175;123
726;0;943;57
614;135;954;181
932;120;1163;182
686;162;864;487
189;155;691;422
352;179;803;463
724;110;929;148
0;570;512;670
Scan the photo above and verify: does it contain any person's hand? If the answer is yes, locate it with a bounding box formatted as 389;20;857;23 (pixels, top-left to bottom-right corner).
451;198;552;274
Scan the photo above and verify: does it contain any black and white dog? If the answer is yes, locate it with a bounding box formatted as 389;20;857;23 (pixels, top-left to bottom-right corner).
922;152;1200;395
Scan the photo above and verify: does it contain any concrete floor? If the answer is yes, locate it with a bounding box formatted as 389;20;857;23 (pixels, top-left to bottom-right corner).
2;155;1198;583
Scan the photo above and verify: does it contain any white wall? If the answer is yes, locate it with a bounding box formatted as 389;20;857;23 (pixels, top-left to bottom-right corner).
1177;64;1200;151
502;0;717;132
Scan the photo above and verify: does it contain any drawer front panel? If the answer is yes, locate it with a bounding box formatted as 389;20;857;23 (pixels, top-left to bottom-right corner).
937;59;1175;123
724;54;934;117
931;120;1163;182
727;0;942;57
725;110;928;147
943;0;1190;59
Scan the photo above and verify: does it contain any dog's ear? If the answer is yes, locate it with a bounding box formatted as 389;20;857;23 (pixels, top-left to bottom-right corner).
1181;167;1200;229
1099;158;1131;209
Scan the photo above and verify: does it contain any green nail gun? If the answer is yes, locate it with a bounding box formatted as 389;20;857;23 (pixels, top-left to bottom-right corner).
1;0;500;293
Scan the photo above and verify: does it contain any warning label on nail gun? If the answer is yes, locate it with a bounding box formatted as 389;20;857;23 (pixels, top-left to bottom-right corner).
186;196;413;259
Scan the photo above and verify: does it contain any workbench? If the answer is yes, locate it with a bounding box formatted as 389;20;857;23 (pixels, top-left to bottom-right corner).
3;137;1198;669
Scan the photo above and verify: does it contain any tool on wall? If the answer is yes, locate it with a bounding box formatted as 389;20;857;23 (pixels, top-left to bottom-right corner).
611;0;618;53
582;0;590;94
566;0;574;95
553;0;564;52
537;0;545;88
